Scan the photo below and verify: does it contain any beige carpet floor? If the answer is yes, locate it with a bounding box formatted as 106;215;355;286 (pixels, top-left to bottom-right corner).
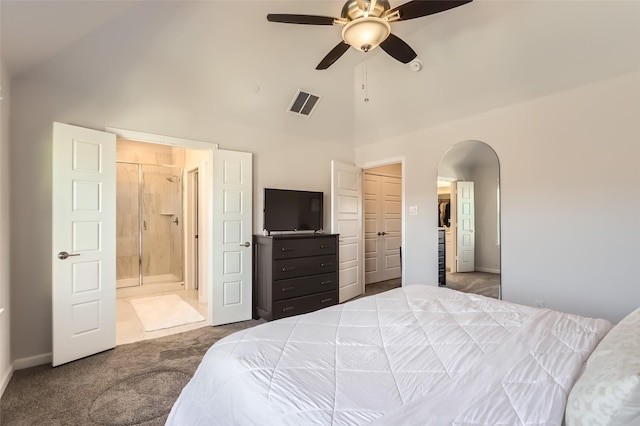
0;320;262;425
444;271;501;299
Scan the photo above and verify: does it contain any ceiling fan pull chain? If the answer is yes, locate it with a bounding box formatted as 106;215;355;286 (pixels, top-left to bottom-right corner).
362;56;370;103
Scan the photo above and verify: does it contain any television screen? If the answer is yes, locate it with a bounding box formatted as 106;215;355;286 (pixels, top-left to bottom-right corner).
264;188;323;232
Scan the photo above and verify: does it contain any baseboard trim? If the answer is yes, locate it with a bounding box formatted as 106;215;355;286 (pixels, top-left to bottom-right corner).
0;364;14;398
14;352;52;370
475;267;501;274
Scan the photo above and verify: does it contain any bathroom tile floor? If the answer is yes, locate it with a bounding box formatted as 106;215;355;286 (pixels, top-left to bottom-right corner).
116;289;208;345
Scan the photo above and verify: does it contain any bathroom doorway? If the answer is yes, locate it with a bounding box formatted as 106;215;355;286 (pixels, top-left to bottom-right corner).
115;139;209;344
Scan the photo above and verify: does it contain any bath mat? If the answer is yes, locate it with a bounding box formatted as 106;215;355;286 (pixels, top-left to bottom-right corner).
130;294;205;332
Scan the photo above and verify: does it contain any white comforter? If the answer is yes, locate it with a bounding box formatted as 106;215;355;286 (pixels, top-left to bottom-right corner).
167;285;611;425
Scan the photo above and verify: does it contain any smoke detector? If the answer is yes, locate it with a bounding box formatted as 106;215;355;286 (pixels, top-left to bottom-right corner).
409;59;422;72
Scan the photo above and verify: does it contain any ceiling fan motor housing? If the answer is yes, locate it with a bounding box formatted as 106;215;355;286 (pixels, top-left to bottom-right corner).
341;0;391;20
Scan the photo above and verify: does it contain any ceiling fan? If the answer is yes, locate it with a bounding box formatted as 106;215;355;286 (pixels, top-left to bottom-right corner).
267;0;473;70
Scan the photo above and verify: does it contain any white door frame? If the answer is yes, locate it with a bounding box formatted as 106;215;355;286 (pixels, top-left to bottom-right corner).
359;157;405;287
105;127;218;325
185;167;199;293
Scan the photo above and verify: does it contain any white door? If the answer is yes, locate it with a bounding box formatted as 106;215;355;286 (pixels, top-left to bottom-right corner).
330;161;363;303
456;181;475;272
379;175;402;281
363;173;381;284
210;149;253;325
52;123;116;366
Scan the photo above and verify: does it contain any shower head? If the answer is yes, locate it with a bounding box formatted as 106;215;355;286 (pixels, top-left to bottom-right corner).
166;175;180;183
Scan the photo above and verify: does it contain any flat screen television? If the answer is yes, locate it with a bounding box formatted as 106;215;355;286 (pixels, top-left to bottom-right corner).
264;188;323;232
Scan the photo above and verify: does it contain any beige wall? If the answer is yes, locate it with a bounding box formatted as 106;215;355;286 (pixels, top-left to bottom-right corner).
0;59;13;395
366;163;402;177
116;139;185;166
356;72;640;323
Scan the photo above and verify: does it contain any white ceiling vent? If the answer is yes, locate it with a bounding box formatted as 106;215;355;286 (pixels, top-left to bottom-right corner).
288;89;321;117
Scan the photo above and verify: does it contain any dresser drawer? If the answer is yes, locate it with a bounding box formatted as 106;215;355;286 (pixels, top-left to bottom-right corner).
274;237;336;259
273;272;337;301
273;290;338;320
274;255;337;280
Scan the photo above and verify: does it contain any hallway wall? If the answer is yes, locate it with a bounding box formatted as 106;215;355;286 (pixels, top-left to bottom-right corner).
0;58;13;395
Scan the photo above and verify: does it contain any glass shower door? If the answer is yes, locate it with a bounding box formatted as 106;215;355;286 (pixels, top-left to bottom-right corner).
116;162;141;288
141;165;184;285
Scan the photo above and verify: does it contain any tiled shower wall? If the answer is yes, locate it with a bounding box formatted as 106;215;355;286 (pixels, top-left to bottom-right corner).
116;140;185;283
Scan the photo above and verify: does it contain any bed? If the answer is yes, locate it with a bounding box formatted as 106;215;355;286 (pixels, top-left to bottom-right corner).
167;285;637;425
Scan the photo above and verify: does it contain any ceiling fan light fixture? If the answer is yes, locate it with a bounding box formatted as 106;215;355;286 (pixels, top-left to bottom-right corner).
341;17;390;52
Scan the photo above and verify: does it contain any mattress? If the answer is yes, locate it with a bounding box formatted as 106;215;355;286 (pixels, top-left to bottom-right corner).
167;285;611;425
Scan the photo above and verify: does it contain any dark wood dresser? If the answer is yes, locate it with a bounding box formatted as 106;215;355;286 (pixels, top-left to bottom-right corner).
253;233;339;321
438;228;446;286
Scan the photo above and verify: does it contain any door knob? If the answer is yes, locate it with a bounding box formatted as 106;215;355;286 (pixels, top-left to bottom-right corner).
240;241;251;247
58;251;80;260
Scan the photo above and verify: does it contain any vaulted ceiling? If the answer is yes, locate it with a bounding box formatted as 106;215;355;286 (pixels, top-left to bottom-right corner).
2;1;639;146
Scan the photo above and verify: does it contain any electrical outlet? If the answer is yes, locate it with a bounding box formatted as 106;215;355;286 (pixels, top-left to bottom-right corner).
533;300;545;308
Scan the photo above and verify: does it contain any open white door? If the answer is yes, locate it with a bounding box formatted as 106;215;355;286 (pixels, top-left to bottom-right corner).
210;149;253;325
52;123;116;366
456;181;475;272
330;161;363;303
379;175;402;281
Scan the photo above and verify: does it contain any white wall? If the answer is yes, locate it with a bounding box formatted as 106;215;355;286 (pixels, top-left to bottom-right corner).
8;41;354;364
0;58;13;395
355;72;640;323
467;163;500;273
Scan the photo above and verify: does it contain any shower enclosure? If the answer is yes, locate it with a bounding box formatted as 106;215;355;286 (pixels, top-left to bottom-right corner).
116;162;184;290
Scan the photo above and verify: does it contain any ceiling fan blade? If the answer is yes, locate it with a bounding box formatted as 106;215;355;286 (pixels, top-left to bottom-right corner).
267;14;337;25
316;42;351;70
380;33;417;64
387;0;472;21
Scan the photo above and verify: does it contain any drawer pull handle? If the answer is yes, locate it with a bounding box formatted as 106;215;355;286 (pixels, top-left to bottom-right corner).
320;263;333;268
282;306;295;312
281;286;295;292
320;244;330;249
281;248;295;252
320;280;332;285
321;298;333;304
281;267;296;272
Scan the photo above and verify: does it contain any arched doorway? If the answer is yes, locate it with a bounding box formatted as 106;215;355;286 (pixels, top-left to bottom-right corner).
437;141;501;299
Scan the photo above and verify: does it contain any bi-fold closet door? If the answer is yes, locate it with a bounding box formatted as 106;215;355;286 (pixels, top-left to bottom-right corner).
364;172;402;285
